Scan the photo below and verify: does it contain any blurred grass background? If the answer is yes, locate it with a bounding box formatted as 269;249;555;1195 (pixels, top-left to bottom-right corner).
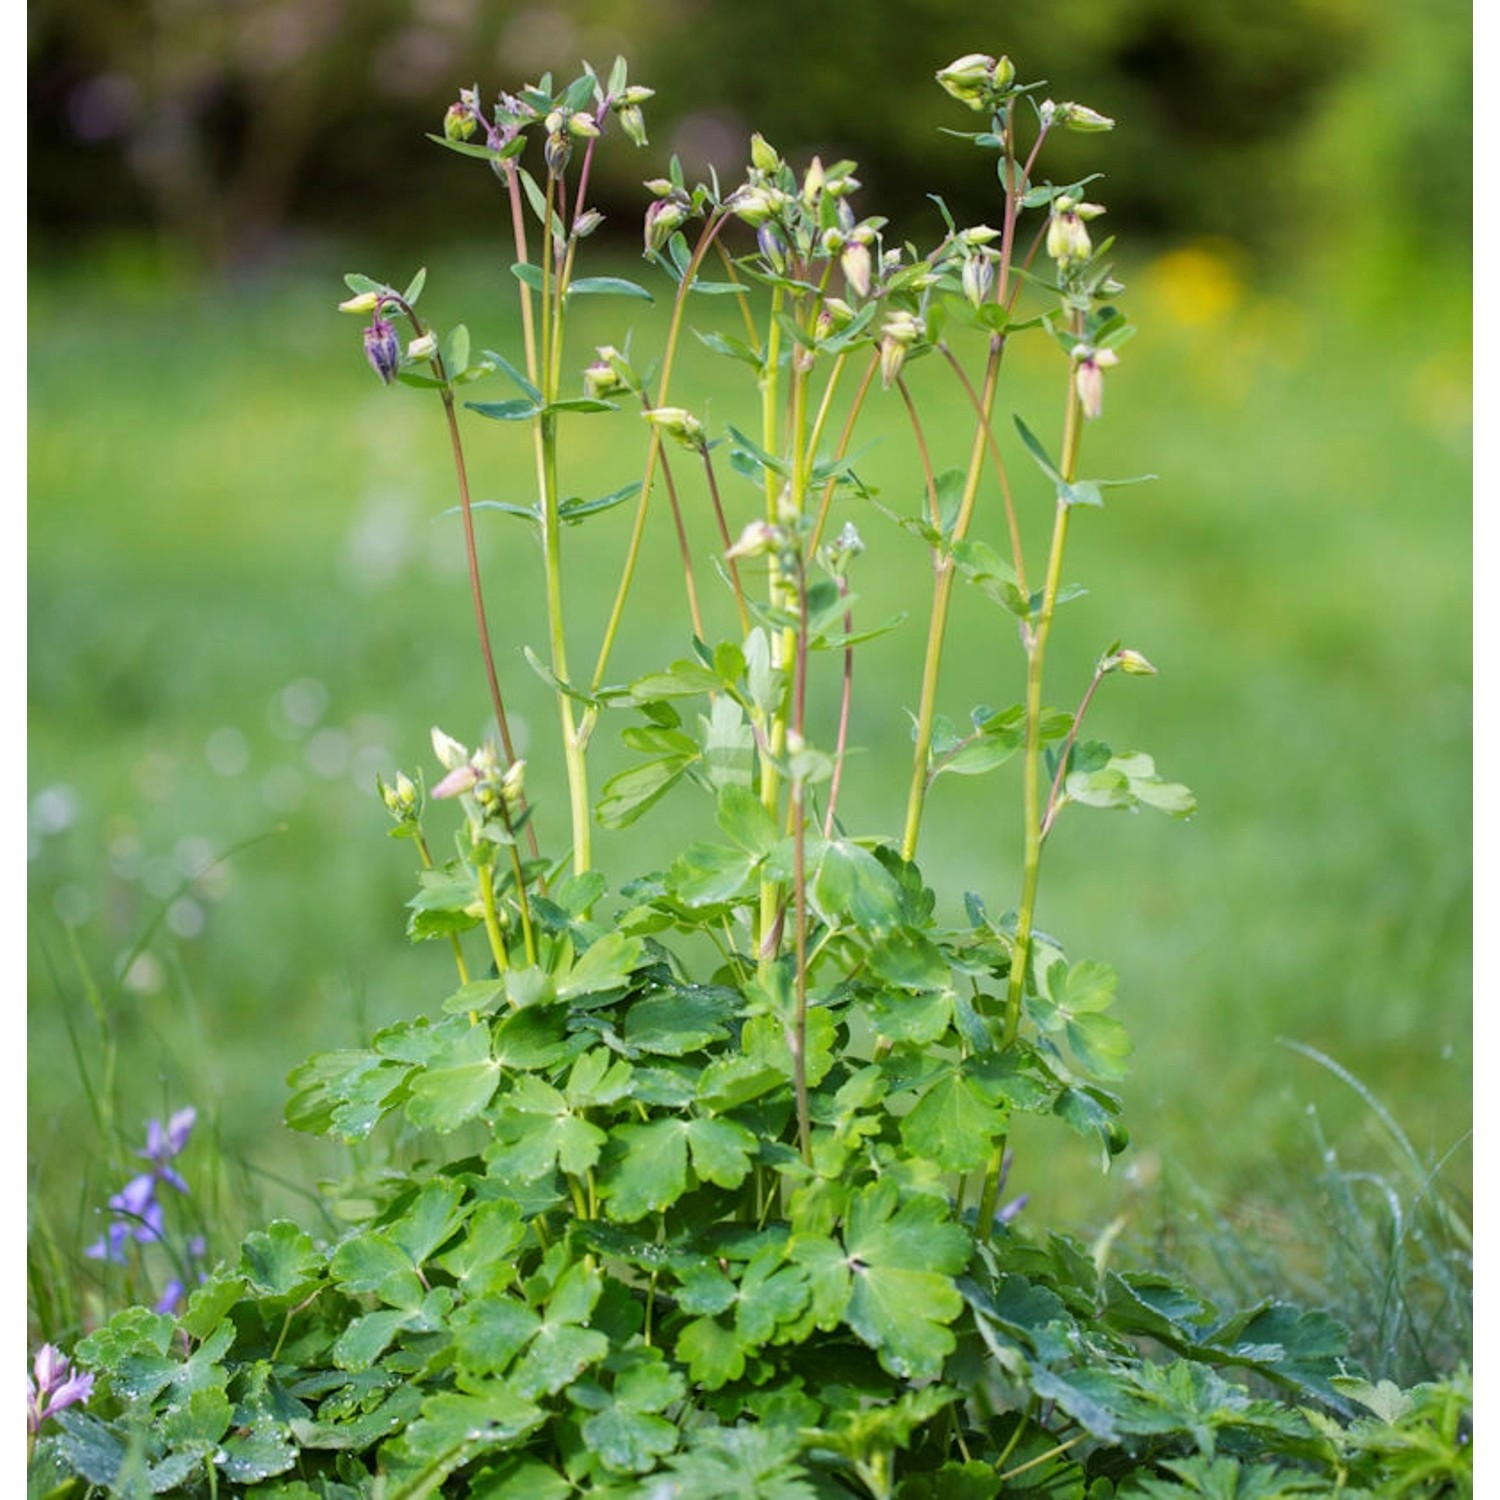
28;0;1470;1346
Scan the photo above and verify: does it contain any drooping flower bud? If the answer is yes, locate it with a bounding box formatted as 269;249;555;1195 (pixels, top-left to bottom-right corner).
572;208;605;239
841;240;872;299
935;53;998;111
643;197;689;255
757;222;787;273
544;129;572;179
726;519;782;561
1046;198;1093;267
878;309;923;388
338;290;380;315
1054;100;1115;132
1073;346;1119;420
617;105;648;148
363;316;400;385
961;252;995;308
644;405;707;451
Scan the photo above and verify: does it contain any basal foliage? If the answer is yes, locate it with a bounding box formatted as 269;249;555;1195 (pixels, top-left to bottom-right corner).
30;51;1470;1500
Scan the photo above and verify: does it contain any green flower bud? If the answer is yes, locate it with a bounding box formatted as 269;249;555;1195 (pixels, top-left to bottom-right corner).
878;309;923;388
406;331;438;362
1046;203;1093;266
338;290;380;315
730;183;784;228
992;55;1016;89
544;131;571;178
618;104;648;148
801;156;826;206
431;726;469;772
644;197;688;254
749;132;781;175
378;770;420;820
443;103;477;142
725;519;781;560
935;53;997;111
1055;100;1115;132
644;405;706;451
618;85;655;107
567;111;601;140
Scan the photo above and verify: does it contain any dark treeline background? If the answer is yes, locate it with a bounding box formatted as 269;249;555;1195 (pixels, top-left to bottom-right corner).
28;0;1470;281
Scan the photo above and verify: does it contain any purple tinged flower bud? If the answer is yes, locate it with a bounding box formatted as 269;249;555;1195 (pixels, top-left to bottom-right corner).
726;520;781;561
584;356;626;400
363;317;400;385
757;222;787;272
1073;347;1119;420
432;763;480;800
572;208;605;239
644;197;689;254
962;252;994;307
878;309;923;388
1046;199;1093;267
544;131;572;179
567;111;601;140
443;102;477;142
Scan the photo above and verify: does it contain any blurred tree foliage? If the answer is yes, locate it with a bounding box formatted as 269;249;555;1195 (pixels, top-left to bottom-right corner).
28;0;1468;276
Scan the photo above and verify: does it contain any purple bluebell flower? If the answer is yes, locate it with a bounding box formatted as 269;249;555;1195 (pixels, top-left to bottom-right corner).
84;1218;133;1264
138;1108;195;1194
363;316;401;385
27;1345;94;1434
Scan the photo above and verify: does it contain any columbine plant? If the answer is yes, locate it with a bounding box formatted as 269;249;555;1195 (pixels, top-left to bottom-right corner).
31;50;1471;1500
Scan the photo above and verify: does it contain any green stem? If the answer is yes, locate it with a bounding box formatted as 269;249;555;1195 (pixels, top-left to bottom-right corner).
899;335;1004;860
1002;376;1084;1050
589;211;733;694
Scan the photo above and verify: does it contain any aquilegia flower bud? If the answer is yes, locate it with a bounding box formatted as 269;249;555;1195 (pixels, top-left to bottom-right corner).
1073;346;1119;420
935;53;998;111
1046;197;1093;267
363;316;400;385
1053;100;1115;132
878;309;923;388
643;197;689;255
644;405;707;451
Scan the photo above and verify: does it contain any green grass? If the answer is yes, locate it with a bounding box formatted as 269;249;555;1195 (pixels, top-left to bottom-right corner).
27;238;1470;1346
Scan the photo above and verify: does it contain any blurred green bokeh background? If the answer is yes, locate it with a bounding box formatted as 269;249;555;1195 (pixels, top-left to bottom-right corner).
29;0;1470;1286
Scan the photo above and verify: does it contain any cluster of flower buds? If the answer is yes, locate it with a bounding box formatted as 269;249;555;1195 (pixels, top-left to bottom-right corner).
820;520;865;579
878;308;924;388
726;134;880;296
583;344;637;400
430;728;525;830
1072;344;1121;420
378;769;422;824
934;53;1016;114
613;84;654;149
643;186;692;255
1046;196;1106;270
